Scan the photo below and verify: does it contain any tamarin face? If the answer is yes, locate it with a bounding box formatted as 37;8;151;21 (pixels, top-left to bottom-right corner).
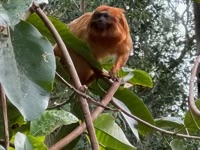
88;5;129;41
89;11;113;30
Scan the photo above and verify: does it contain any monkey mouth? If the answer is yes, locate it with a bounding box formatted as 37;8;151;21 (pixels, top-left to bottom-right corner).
90;20;111;30
90;11;113;30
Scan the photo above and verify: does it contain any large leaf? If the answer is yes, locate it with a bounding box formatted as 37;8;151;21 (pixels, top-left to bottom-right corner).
184;99;200;133
90;80;155;135
94;113;136;150
0;102;26;139
0;20;56;120
155;117;185;130
114;87;155;135
120;68;153;88
14;132;47;150
194;0;200;3
0;0;32;26
30;110;78;136
45;123;82;149
170;139;187;150
113;98;140;141
27;13;102;70
0;8;9;26
0;145;5;150
129;69;153;88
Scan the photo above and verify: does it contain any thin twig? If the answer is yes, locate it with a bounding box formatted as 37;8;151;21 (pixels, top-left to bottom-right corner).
80;0;85;12
49;69;200;150
0;84;9;150
111;100;200;140
189;55;200;116
56;72;115;110
49;80;121;150
47;97;71;110
31;2;98;150
48;89;75;110
0;139;14;148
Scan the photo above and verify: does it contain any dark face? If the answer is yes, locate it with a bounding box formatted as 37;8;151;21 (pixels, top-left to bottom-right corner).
90;11;113;31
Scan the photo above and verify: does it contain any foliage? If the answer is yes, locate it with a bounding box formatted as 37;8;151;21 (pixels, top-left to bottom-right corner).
26;13;102;70
46;0;195;117
0;20;55;121
14;132;47;150
0;0;199;150
94;113;136;150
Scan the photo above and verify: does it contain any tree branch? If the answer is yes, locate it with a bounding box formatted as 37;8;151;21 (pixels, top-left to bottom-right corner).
49;79;121;150
49;74;200;150
169;1;194;70
189;55;200;116
56;72;116;110
111;100;200;140
31;3;98;150
80;0;86;12
0;139;14;148
50;60;200;150
193;2;200;98
0;84;9;150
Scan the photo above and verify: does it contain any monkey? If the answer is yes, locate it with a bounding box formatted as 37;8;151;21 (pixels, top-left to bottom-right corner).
54;5;133;85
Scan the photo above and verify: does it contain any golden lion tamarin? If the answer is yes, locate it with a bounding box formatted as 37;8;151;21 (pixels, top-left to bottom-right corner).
54;5;133;85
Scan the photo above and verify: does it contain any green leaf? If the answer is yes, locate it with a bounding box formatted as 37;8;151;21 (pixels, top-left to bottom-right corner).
27;13;102;70
120;68;153;88
14;132;47;150
30;110;78;136
130;69;153;88
114;87;155;135
27;135;46;150
184;99;200;133
0;20;56;120
89;80;155;135
1;0;32;26
0;102;26;138
94;113;136;150
45;123;81;149
114;99;140;141
155;117;185;129
194;0;200;3
170;139;187;150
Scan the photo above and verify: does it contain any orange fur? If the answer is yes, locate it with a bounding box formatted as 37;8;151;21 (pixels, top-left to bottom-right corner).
55;5;133;84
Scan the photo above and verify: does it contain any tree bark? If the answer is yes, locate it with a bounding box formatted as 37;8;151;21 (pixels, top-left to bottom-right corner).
193;1;200;98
